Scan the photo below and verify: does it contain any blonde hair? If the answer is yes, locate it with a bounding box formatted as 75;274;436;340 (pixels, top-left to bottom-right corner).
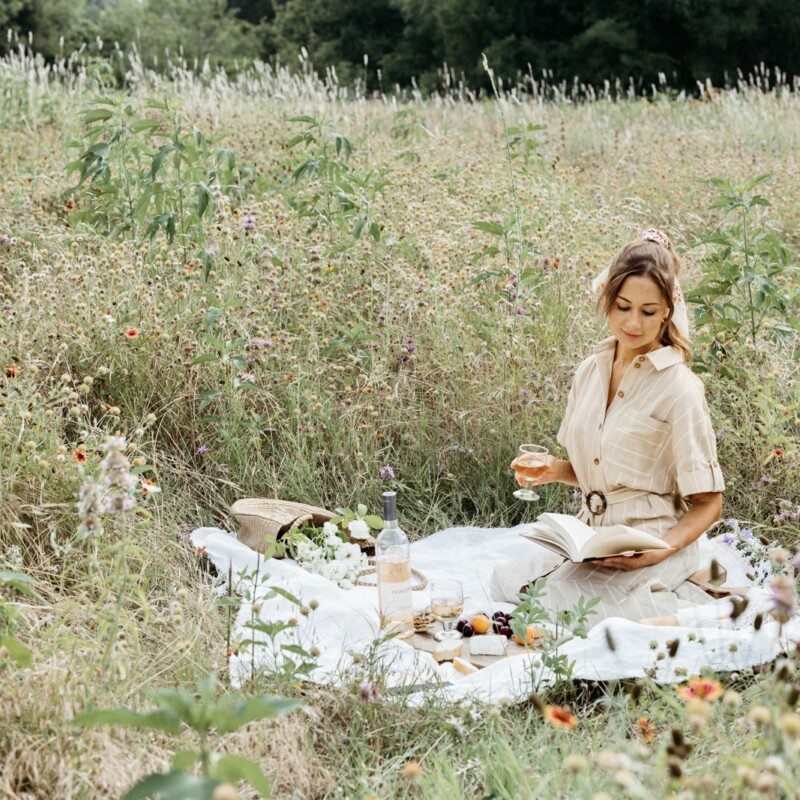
598;240;692;362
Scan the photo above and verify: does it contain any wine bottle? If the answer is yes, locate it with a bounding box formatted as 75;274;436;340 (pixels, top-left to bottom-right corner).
376;491;414;637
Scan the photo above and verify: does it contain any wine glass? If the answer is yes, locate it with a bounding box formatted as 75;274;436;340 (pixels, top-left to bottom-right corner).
430;579;464;641
513;443;549;501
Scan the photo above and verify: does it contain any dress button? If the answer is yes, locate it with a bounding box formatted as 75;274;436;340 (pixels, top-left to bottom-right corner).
638;356;645;362
593;458;600;465
617;390;624;398
634;363;641;369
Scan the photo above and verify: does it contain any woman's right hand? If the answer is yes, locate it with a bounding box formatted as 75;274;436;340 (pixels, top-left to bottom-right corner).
510;454;568;487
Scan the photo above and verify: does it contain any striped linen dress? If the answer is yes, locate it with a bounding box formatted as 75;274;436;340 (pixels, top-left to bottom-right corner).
492;337;725;625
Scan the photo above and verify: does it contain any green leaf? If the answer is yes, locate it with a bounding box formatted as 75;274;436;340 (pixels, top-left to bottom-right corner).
267;585;302;605
472;220;507;236
281;644;313;658
198;389;222;412
192;354;220;365
212;754;271;796
215;695;302;735
369;221;381;241
171;749;200;771
72;707;181;735
80;107;114;124
364;515;383;530
128;118;161;134
123;771;217;800
0;634;32;667
197;183;212;218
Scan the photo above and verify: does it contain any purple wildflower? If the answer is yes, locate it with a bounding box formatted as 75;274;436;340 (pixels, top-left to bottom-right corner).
519;389;532;406
243;215;256;232
516;306;527;315
725;518;738;529
248;338;273;349
740;529;754;541
769;574;797;623
359;680;379;701
721;534;735;545
759;475;774;485
379;465;395;481
197;445;210;455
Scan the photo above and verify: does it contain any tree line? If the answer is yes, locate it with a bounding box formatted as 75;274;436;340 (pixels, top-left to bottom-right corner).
3;0;800;94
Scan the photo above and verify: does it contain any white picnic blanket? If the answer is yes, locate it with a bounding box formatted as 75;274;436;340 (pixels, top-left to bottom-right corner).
190;525;795;705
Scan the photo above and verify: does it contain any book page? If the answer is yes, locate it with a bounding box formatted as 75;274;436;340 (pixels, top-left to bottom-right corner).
581;527;670;560
524;513;594;561
522;515;670;562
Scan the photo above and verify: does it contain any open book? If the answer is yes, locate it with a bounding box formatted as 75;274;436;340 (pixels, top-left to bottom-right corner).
522;513;671;562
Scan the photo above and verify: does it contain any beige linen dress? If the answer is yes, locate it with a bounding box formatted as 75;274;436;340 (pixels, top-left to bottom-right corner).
492;337;725;625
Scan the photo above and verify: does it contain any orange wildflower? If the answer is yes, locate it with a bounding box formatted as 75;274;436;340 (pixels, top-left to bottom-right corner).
5;364;19;379
73;449;87;463
773;448;785;458
635;716;655;742
400;761;423;779
676;677;724;702
543;704;577;730
123;328;140;339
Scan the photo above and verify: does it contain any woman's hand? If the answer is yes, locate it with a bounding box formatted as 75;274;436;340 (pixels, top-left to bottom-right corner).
510;454;572;487
594;547;677;571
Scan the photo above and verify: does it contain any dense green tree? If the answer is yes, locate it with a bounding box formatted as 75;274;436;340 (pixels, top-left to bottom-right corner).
273;0;404;88
94;0;263;72
0;0;88;57
2;0;799;93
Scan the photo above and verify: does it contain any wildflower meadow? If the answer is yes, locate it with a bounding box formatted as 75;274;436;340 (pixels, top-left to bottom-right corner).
1;41;800;799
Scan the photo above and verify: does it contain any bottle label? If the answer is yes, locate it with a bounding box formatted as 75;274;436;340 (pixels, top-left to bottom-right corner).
377;557;413;635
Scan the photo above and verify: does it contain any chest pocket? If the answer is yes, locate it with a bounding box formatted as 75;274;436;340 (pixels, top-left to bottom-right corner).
602;410;671;486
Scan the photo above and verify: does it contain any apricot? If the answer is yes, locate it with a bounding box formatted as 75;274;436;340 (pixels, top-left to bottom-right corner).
470;614;491;635
513;625;539;646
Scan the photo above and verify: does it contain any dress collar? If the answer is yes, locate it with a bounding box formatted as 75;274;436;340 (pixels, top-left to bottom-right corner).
593;336;684;371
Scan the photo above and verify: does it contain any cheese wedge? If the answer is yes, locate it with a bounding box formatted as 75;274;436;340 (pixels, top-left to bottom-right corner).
432;639;462;662
453;656;478;675
469;635;507;657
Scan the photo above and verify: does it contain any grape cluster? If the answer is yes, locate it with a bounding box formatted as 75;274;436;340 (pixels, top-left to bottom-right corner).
455;610;514;638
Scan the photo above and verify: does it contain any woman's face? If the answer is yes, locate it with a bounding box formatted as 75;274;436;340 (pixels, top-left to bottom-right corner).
607;274;669;357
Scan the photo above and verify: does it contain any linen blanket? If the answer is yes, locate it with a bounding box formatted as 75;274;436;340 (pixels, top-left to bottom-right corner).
190;525;793;705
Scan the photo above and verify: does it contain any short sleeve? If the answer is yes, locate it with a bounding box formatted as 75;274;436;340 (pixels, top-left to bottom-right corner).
670;376;725;496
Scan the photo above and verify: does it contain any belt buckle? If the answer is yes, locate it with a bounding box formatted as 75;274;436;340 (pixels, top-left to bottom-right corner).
584;490;607;516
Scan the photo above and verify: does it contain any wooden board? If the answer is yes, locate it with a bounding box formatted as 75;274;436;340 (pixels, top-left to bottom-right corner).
409;624;539;669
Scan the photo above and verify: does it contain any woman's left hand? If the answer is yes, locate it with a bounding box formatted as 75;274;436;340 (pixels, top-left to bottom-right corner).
595;547;677;571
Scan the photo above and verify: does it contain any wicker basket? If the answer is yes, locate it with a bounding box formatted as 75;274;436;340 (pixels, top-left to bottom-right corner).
230;498;334;554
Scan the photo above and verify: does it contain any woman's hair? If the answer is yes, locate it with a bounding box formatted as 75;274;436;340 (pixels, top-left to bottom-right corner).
598;240;692;362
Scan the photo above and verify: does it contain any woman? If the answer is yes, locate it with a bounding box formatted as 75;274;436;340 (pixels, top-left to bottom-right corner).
493;229;724;626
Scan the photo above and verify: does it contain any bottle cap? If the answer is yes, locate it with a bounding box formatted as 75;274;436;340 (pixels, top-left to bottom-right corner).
382;491;397;522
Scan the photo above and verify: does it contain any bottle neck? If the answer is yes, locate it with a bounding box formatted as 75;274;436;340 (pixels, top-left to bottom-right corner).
382;491;397;524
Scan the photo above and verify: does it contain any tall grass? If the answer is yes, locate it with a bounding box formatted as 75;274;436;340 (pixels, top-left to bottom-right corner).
1;42;799;798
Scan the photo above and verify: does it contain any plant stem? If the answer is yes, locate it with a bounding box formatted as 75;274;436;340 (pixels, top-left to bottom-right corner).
740;201;757;350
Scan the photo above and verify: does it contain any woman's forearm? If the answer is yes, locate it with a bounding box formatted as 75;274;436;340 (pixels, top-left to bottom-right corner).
664;492;723;551
556;458;580;487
